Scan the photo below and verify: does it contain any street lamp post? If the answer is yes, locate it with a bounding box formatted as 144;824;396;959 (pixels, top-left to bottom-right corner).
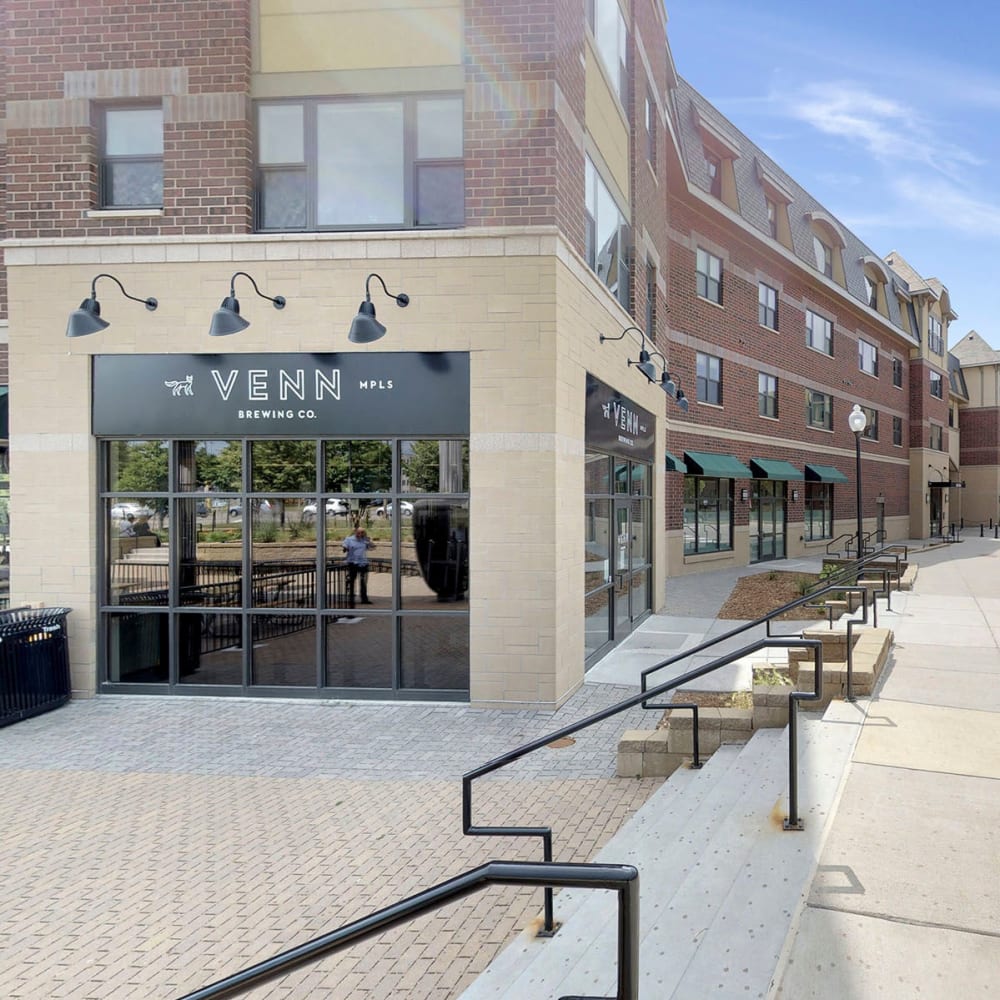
848;404;868;559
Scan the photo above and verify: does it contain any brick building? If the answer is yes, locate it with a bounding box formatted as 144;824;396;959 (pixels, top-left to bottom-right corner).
0;0;965;709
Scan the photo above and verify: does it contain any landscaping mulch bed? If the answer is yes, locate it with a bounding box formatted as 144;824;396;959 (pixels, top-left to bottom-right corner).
716;570;825;620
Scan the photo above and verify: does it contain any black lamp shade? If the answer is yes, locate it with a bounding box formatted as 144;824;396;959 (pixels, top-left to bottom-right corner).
209;296;250;337
348;300;387;344
637;359;657;382
676;391;690;413
661;374;677;398
66;298;110;338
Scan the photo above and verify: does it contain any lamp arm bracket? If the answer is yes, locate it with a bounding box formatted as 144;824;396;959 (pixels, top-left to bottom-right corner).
91;273;157;311
229;271;285;309
365;272;409;307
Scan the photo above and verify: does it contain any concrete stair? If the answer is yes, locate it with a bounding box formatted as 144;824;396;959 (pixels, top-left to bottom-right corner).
459;700;866;1000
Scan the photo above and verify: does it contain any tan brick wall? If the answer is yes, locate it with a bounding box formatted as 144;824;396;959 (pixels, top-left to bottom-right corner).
6;228;668;706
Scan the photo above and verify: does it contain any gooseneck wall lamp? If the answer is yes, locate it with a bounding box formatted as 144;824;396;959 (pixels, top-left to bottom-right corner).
208;271;286;337
599;326;689;410
66;273;158;338
349;273;410;344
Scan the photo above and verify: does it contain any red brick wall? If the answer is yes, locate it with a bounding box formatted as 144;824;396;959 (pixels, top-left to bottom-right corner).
464;0;561;230
663;192;915;529
627;1;671;351
3;0;253;239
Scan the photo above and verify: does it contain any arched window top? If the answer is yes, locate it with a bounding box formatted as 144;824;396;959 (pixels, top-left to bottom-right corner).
805;210;847;248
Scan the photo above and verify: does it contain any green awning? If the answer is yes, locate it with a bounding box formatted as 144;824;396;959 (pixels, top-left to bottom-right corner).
750;457;803;480
805;463;848;483
665;450;684;472
684;450;752;478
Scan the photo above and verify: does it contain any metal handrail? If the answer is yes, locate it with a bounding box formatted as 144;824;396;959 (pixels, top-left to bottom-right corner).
177;860;640;1000
463;637;824;932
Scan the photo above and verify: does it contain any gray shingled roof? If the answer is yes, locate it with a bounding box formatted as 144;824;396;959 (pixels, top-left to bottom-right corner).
673;77;914;339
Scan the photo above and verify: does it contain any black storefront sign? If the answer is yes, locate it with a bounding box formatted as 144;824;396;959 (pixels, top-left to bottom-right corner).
585;373;655;463
93;353;470;436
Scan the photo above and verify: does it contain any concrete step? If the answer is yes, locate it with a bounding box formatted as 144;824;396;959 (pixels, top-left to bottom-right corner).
460;701;866;1000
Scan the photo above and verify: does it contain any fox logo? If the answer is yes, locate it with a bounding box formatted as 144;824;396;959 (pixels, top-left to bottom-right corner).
164;375;194;397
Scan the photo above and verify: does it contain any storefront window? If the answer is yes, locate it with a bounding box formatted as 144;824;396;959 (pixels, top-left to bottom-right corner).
804;482;833;540
100;437;469;698
683;477;733;554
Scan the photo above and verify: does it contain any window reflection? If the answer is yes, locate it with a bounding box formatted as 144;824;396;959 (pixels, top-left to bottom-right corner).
400;616;469;690
107;439;168;493
250;440;316;492
325;614;393;688
401;440;469;493
401;498;468;609
250;614;317;686
325;440;391;493
107;612;168;683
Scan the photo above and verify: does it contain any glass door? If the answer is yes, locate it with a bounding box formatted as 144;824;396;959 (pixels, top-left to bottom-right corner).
613;500;631;636
750;481;787;563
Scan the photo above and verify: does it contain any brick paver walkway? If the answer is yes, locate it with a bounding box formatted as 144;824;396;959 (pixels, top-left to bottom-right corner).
0;688;661;999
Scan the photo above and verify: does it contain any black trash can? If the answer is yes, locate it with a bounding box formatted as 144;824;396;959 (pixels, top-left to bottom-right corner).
0;607;73;728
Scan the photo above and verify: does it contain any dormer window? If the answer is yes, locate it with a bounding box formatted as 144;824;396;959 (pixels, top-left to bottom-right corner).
860;256;891;317
806;211;847;287
755;158;793;249
705;151;721;197
691;105;741;212
813;235;833;277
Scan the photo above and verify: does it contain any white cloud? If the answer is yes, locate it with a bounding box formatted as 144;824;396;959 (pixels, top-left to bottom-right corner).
892;176;1000;239
784;83;981;178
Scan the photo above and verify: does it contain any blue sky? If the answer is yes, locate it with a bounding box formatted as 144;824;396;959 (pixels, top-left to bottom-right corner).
664;0;1000;347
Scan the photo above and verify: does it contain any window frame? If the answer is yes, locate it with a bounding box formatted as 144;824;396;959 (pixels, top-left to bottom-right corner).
806;309;833;356
892;415;903;447
813;234;833;277
930;423;943;451
585;156;631;310
683;476;733;555
928;315;943;354
806;388;833;430
587;0;628;101
255;94;465;233
858;338;879;377
892;357;904;388
705;151;722;198
99;103;164;210
645;90;657;170
758;372;778;418
758;282;778;329
804;482;833;540
696;248;723;304
696;352;723;406
929;370;944;399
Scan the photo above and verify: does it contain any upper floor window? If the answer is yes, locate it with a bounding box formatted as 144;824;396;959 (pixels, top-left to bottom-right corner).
705;151;722;197
806;309;833;356
645;260;657;340
256;95;463;231
696;248;722;304
893;415;903;446
813;235;833;277
892;357;904;388
758;372;777;418
928;314;943;354
859;339;878;377
806;388;832;430
930;370;944;399
765;198;778;239
697;352;723;405
758;282;778;329
645;91;657;170
860;406;878;441
949;405;957;428
585;157;630;310
930;424;943;451
864;275;877;309
100;106;164;208
588;0;627;101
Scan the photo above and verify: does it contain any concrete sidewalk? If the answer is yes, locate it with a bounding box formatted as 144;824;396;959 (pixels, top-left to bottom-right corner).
0;536;996;998
770;536;1000;998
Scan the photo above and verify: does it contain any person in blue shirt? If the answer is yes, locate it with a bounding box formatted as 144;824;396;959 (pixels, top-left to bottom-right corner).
342;525;374;608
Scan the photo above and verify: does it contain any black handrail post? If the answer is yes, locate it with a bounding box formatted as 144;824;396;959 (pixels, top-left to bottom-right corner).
784;640;823;831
